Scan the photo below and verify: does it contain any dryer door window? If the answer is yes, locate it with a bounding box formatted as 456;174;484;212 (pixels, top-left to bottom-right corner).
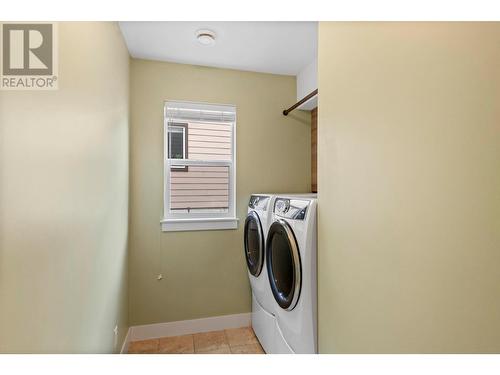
266;220;301;310
244;211;264;277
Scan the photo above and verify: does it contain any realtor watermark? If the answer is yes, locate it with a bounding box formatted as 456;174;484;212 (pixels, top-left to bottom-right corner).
1;22;58;90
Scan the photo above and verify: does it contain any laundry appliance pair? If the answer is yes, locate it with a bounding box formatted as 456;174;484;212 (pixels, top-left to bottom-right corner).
244;193;317;354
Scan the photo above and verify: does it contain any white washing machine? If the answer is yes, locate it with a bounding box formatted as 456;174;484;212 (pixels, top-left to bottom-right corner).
244;194;277;353
266;194;317;353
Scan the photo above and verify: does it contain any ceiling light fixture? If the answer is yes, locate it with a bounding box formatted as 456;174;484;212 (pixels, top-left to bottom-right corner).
196;29;216;46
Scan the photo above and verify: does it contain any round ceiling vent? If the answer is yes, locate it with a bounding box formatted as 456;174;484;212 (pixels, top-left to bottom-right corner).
196;29;216;46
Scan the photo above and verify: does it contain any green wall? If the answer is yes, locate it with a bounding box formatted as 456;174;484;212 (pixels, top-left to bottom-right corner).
318;22;500;353
0;22;130;353
129;59;310;325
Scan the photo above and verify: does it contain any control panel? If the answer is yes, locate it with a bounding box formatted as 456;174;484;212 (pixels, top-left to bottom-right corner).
274;198;309;220
248;195;270;210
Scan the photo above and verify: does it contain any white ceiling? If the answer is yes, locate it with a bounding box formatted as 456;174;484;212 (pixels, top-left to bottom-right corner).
119;22;317;76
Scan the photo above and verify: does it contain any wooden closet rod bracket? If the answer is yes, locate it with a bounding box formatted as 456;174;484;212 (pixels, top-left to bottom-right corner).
283;89;318;116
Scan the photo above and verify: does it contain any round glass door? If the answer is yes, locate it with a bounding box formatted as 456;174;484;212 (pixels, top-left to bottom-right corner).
244;211;264;277
266;219;302;310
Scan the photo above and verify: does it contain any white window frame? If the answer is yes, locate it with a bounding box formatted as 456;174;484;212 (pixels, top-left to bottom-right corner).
161;101;238;232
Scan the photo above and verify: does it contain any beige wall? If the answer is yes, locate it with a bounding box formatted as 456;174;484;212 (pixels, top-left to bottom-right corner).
0;22;130;353
318;22;500;353
129;59;310;325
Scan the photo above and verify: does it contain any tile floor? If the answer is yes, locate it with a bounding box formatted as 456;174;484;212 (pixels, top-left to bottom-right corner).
127;326;265;354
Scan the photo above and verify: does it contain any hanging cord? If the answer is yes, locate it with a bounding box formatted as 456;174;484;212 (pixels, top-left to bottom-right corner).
157;222;163;280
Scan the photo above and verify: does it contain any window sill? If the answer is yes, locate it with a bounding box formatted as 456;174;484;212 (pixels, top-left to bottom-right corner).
160;217;239;232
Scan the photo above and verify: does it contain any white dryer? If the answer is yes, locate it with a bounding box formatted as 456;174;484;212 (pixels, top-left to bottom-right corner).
266;194;317;354
244;194;277;353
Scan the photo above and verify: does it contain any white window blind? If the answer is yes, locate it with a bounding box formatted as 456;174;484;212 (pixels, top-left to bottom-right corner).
165;103;236;123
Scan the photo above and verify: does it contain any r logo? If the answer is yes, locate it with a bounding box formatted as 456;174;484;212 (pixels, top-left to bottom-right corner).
2;23;53;76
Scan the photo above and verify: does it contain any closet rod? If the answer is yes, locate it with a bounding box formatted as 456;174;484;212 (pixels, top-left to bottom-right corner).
283;89;318;116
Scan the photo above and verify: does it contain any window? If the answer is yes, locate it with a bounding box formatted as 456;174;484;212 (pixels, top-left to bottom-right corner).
168;124;187;159
161;101;237;232
168;124;188;171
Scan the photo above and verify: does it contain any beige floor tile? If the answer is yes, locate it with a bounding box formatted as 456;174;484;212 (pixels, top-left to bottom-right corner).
196;344;232;354
193;330;228;352
230;343;265;354
159;334;194;354
225;327;258;347
128;339;159;354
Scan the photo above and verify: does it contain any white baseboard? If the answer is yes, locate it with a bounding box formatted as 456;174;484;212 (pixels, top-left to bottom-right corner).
120;312;251;352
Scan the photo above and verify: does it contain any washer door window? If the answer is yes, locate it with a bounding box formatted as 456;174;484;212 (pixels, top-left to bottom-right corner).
266;220;301;310
244;211;264;277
